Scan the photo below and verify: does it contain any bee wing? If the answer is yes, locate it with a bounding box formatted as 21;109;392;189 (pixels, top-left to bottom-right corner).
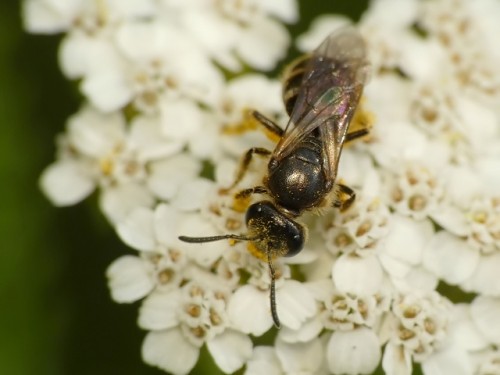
273;27;369;180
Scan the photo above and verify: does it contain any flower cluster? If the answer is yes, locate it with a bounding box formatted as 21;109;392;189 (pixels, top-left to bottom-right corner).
25;0;500;374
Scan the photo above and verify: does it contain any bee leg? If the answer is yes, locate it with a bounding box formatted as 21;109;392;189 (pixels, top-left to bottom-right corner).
219;148;272;195
233;186;268;212
235;186;268;199
333;183;356;211
252;110;284;140
345;128;369;143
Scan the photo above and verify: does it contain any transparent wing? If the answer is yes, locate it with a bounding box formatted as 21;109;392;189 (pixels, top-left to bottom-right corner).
273;26;369;181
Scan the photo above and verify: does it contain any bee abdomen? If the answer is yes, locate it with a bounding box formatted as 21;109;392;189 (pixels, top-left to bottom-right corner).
282;54;311;116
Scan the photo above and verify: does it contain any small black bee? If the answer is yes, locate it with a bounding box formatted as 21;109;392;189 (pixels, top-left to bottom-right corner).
179;27;370;328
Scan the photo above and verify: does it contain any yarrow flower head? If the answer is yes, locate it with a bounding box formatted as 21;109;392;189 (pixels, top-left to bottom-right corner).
27;0;500;374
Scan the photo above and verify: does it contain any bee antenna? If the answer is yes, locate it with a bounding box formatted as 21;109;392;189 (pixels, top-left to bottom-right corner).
178;233;261;243
268;252;281;329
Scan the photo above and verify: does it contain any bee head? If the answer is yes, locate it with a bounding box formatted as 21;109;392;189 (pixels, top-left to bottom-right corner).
245;201;305;260
178;200;305;329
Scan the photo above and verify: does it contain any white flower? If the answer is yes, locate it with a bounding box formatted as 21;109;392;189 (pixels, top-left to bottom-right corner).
450;300;500;375
327;326;381;375
139;279;252;375
106;204;191;303
227;260;317;335
40;106;183;223
320;193;390;257
23;0;157;34
381;291;469;374
422;231;479;286
31;0;500;373
311;279;389;332
169;0;297;71
82;20;223;113
383;162;444;221
245;340;326;375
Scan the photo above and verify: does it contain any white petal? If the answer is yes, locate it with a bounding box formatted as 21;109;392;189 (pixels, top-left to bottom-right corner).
383;215;434;265
99;183;154;224
147;153;200;201
392;266;438;292
153;203;179;247
450;304;488;351
142;328;199;375
301;249;335;281
305;279;334;301
116;207;156;251
187;120;219;159
362;0;418;28
422;231;479;284
207;330;252;373
67;106;125;157
278;316;323;343
470;296;500;345
399;35;447;81
378;253;412;278
227;285;273;335
108;0;157;19
441;166;483;207
224;74;283;115
277;280;317;330
327;327;381;375
177;214;226;266
431;204;469;236
171;178;214;212
160;98;203;141
22;0;74;33
181;11;239;71
275;337;323;374
297;15;351;52
476;157;500;196
106;255;154;303
369;122;428;169
129;115;183;162
245;346;282;375
341;153;380;199
58;32;89;78
456;96;498;152
237;18;290;71
421;344;472;375
138;290;182;330
39;160;95;206
81;71;133;112
461;253;500;295
257;0;298;23
333;254;383;295
59;33;122;79
115;20;170;62
283;246;318;265
382;343;412;375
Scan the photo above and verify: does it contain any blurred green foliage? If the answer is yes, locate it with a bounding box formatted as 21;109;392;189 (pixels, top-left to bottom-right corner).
0;1;368;374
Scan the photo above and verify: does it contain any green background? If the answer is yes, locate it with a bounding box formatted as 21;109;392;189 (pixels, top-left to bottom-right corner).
0;1;368;374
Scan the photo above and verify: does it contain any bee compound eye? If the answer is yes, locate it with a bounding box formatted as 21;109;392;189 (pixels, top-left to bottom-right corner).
284;225;304;257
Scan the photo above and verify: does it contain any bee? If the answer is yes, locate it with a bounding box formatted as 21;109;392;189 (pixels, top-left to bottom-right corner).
179;27;370;328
